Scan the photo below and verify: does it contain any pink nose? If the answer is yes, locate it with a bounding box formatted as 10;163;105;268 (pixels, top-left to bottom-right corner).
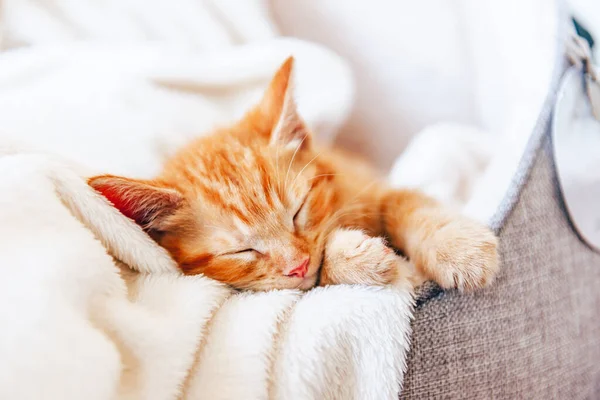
284;257;310;278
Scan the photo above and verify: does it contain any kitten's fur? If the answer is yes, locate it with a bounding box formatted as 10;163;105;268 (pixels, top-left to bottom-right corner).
89;57;498;292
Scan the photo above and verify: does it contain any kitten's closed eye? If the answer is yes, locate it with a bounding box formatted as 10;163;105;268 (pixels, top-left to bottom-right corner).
223;249;261;256
293;204;303;223
232;249;256;254
293;191;311;228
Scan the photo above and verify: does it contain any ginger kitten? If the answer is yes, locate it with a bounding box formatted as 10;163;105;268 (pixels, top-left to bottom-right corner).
89;57;498;292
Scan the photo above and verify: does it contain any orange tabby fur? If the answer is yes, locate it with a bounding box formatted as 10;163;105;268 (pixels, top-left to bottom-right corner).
89;57;499;292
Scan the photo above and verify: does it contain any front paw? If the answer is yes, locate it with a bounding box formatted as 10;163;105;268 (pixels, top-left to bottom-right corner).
320;229;411;287
416;215;499;292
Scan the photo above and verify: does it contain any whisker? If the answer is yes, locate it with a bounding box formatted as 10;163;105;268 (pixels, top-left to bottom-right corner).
201;224;235;235
202;224;222;230
318;186;406;233
274;139;283;195
308;173;343;181
347;179;381;203
284;135;307;192
322;203;374;230
321;208;411;237
321;178;381;226
290;151;321;189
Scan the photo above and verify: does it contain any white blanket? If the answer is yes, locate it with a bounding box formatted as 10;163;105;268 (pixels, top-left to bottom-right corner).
0;1;413;399
0;150;412;400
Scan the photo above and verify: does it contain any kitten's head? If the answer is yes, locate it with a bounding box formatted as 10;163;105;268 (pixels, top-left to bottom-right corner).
90;57;340;290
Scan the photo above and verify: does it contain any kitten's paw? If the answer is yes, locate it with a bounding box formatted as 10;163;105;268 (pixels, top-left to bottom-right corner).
320;229;412;288
418;215;499;292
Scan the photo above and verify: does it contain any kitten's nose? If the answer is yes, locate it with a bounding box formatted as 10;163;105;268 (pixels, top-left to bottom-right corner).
284;256;310;278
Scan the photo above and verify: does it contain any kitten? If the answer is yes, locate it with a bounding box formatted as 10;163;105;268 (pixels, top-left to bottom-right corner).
89;57;498;292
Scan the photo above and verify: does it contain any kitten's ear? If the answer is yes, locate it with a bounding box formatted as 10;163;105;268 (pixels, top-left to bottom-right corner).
257;56;311;150
88;175;183;231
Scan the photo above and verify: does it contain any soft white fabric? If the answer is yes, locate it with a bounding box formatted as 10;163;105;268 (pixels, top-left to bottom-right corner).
0;40;352;178
0;149;413;400
0;1;413;399
0;0;355;178
388;123;497;211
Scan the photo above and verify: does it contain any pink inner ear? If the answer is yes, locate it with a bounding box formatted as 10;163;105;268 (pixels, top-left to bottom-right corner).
93;182;144;223
90;177;182;229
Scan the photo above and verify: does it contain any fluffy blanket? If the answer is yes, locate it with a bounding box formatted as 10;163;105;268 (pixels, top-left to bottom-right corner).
0;1;412;399
0;148;412;400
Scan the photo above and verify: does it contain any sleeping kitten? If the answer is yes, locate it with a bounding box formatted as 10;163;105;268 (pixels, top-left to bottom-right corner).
89;57;498;291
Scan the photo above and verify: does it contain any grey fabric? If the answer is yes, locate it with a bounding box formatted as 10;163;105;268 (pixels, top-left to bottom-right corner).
401;138;600;399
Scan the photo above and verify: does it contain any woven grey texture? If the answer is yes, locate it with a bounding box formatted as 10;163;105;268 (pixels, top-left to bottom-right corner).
401;138;600;399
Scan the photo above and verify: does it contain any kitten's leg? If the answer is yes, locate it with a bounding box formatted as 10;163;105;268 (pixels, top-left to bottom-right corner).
319;228;415;292
381;189;499;291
